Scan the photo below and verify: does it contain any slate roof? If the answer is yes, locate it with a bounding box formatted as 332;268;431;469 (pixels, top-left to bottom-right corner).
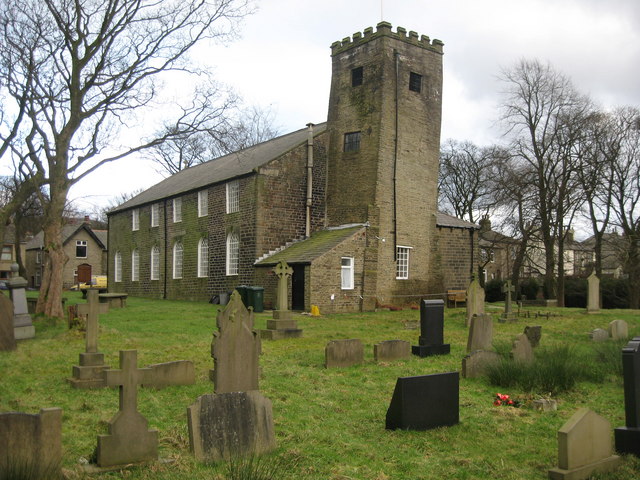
111;123;328;213
436;212;479;230
26;223;107;250
255;225;365;266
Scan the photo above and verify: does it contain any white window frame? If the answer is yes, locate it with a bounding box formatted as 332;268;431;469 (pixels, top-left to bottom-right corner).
150;246;160;281
131;249;139;281
173;197;182;223
114;251;122;282
1;246;12;261
198;190;208;217
76;240;87;258
226;233;239;276
197;238;209;278
132;209;139;231
151;203;159;227
36;250;42;264
396;246;412;280
341;257;354;290
173;242;183;279
35;268;41;287
226;180;239;214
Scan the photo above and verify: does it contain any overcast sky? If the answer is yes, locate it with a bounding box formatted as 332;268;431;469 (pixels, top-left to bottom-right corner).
70;0;640;214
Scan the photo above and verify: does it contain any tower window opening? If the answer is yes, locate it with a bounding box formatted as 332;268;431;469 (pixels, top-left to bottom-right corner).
409;72;422;93
351;66;363;87
343;131;361;152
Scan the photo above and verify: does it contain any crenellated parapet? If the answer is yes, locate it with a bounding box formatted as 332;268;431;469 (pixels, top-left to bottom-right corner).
331;21;444;56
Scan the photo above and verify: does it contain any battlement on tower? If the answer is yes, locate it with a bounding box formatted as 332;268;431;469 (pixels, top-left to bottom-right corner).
330;21;444;56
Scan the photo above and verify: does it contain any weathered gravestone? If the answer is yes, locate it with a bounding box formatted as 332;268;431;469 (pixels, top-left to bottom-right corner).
187;391;276;462
412;299;450;357
373;340;410;362
261;261;302;339
511;333;534;364
386;372;459;430
466;314;493;353
524;325;542;348
210;290;261;393
96;350;158;467
189;292;276;462
608;320;628;341
8;264;34;339
0;293;16;351
68;290;110;389
586;272;600;314
590;328;609;342
614;336;640;456
0;407;62;478
143;360;195;390
499;279;517;322
326;339;364;368
465;275;485;326
461;350;501;379
548;408;621;479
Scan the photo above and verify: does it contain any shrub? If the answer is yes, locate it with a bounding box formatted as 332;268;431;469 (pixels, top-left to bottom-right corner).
485;279;504;303
519;277;540;302
563;276;587;308
601;277;629;309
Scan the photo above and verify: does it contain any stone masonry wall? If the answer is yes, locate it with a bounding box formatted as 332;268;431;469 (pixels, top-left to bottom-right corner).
436;226;478;291
62;229;106;288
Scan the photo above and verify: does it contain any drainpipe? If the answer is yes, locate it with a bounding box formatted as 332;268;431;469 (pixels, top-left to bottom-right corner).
393;50;400;258
163;199;168;299
305;123;314;238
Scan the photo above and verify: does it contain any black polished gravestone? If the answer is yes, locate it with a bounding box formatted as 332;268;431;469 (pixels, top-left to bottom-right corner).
615;336;640;457
386;372;459;430
412;299;450;357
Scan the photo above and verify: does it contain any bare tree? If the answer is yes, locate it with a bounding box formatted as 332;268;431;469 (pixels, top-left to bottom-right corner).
438;139;498;223
0;0;252;317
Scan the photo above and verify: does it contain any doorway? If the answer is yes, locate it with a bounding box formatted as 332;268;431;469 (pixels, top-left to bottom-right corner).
291;265;305;311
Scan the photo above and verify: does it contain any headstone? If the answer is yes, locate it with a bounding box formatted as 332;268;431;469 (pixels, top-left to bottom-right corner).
386;372;459;430
143;360;195;389
466;314;493;353
68;290;110;389
96;350;158;467
0;407;62;478
511;333;534;364
502;279;515;316
210;290;261;393
373;340;410;362
524;325;542;348
325;339;363;368
590;328;609;342
548;408;621;479
586;272;600;313
187;391;276;462
7;264;34;339
533;399;557;412
411;299;450;357
260;261;302;339
461;350;501;379
614;337;640;456
608;320;628;341
465;275;485;326
0;293;16;351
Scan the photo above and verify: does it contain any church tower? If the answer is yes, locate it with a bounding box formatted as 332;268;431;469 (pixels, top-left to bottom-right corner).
325;22;444;308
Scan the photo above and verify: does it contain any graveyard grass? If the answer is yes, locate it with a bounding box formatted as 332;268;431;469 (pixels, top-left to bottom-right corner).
2;294;640;480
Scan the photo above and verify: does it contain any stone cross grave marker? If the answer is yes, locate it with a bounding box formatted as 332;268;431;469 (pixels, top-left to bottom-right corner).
615;336;640;456
211;290;261;393
502;279;515;317
549;408;621;479
96;350;158;467
261;261;302;339
0;293;16;351
8;263;34;339
68;290;110;389
587;271;600;313
412;299;450;357
465;274;485;326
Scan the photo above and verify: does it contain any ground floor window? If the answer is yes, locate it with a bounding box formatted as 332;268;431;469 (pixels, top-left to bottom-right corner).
341;257;354;290
114;252;122;282
396;246;412;280
226;233;239;276
173;242;183;279
150;246;160;280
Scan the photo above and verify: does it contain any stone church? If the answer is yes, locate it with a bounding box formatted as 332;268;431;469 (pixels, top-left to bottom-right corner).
107;22;479;312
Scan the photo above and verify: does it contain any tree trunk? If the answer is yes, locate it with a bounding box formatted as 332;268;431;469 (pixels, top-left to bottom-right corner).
557;240;565;307
627;236;640;309
36;188;68;318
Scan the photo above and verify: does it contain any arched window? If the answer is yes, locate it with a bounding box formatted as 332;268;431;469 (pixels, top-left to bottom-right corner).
198;238;208;278
173;242;183;279
226;233;239;276
114;252;122;282
131;249;139;281
150;246;160;280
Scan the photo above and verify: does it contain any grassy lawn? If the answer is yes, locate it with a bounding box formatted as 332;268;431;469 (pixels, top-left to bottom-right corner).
2;292;640;479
